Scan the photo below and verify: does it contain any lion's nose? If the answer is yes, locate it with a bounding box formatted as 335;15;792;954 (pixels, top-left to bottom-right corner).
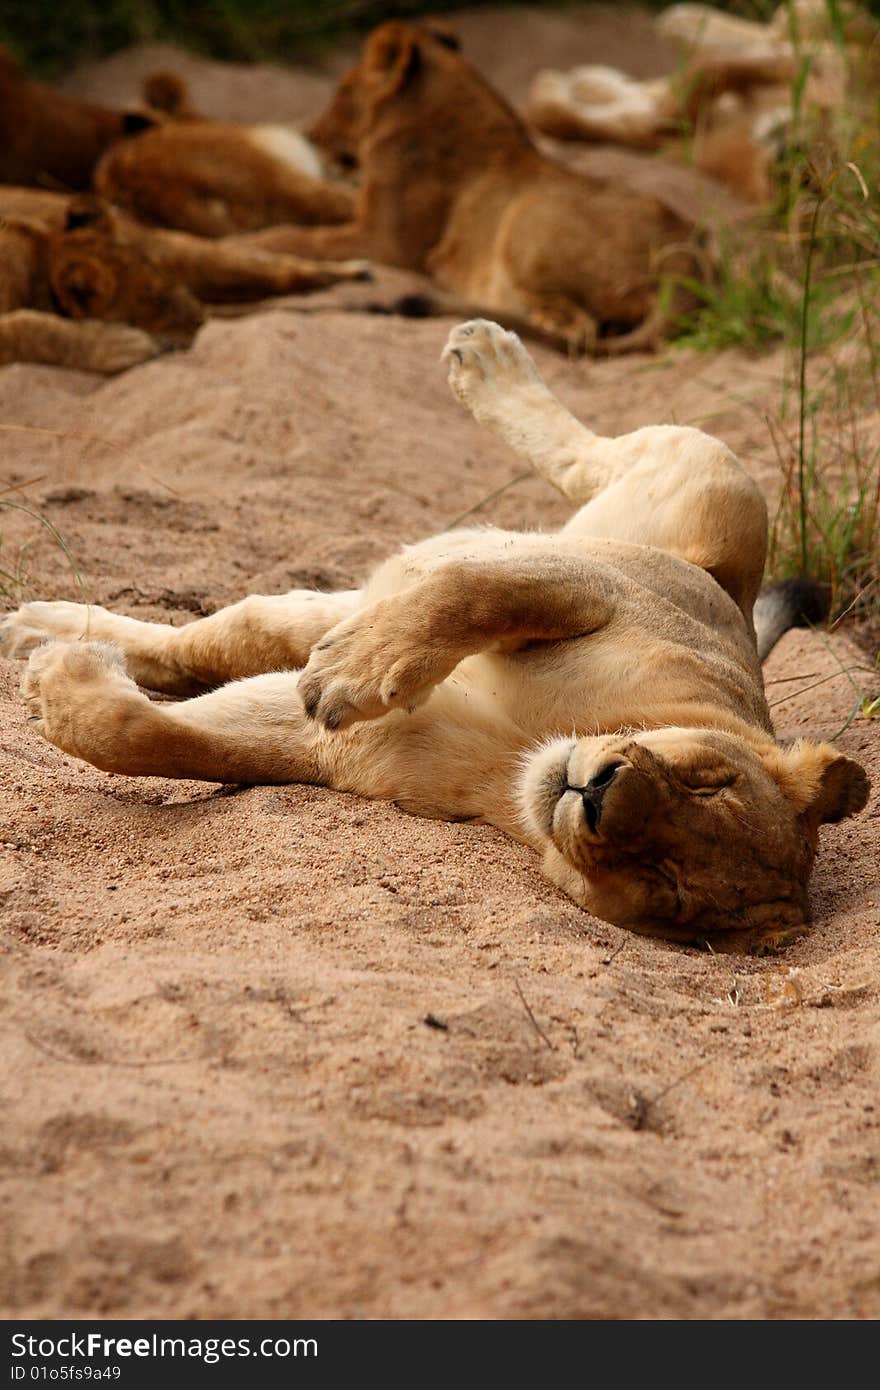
565;759;624;834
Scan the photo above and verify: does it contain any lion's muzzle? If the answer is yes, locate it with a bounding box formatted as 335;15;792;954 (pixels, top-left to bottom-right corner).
563;757;625;835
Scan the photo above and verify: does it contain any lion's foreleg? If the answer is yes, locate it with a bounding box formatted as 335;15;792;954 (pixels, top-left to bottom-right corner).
298;553;614;730
231;223;369;260
22;640;522;830
146;226;369;298
0;311;158;372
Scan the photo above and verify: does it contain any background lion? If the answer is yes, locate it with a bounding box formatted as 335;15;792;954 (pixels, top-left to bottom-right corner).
245;23;704;354
94;118;356;237
0;46;153;187
0;189;369;371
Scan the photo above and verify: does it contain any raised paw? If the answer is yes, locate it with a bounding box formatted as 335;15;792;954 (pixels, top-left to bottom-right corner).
442;319;544;421
0;600;96;660
298;603;448;731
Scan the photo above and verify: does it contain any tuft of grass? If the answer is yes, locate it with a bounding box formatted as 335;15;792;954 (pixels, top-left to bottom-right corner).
766;335;880;632
669;245;857;354
674;198;880;640
0;499;86;604
668;0;880;646
765;161;880;638
0;0;363;72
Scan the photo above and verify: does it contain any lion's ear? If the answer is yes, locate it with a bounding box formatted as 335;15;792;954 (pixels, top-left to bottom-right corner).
52;256;117;320
56;269;103;317
807;750;871;824
765;740;870;824
142;70;191;116
365;22;421;97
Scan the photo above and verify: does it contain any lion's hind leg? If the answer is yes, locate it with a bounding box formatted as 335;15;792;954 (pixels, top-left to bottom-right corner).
443;318;617;504
444;319;767;613
1;590;360;694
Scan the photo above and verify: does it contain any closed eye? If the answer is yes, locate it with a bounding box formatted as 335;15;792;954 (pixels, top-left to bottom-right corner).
678;776;737;797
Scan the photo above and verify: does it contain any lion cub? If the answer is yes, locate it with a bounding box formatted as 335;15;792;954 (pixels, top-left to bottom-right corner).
246;23;703;354
0;189;368;372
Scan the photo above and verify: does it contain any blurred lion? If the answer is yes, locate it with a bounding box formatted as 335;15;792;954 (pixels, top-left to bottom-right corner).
0;46;153;188
0;189;369;372
245;22;703;354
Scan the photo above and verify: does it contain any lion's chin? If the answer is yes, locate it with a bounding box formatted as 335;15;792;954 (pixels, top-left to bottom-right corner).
517;735;576;842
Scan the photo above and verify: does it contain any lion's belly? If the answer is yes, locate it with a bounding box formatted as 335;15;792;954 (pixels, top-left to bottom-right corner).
450;633;662;740
450;615;764;740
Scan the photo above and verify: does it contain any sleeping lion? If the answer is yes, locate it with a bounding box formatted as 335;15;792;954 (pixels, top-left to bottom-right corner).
0;188;368;373
0;320;869;950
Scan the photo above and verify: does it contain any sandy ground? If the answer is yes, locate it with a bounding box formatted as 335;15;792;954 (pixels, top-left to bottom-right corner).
2;6;879;1321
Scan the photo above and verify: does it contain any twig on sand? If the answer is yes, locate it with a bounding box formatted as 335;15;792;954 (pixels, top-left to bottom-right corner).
23;1029;193;1068
0;473;46;497
626;1057;714;1132
443;470;533;532
768;665;869;708
513;977;556;1051
601;939;627;967
422;1013;449;1031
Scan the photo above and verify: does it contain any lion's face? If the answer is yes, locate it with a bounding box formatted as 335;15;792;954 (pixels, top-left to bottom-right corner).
47;205;204;346
306;65;366;175
306;20;467;176
520;727;869;940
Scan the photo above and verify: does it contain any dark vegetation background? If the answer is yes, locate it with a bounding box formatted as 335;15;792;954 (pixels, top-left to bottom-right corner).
6;0;868;75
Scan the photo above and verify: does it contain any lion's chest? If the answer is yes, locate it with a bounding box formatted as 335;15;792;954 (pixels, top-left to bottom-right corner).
451;616;753;739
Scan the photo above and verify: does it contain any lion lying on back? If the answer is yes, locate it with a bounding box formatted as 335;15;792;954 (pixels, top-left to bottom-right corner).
0;321;868;951
0;189;368;372
246;23;702;354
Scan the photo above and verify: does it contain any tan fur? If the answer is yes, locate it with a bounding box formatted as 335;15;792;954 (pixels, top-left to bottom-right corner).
527;0;868;204
94;120;355;237
1;320;869;949
245;22;702;353
527;68;680;150
0;189;369;371
0;46;150;189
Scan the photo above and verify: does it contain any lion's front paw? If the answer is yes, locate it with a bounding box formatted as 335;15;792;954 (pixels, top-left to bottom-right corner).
442;319;543;419
0;601;95;660
298;606;441;731
335;258;372;282
22;639;132;757
74;321;161;375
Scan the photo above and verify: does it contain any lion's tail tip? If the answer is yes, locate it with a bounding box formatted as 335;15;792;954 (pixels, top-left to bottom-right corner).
755;576;832;662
